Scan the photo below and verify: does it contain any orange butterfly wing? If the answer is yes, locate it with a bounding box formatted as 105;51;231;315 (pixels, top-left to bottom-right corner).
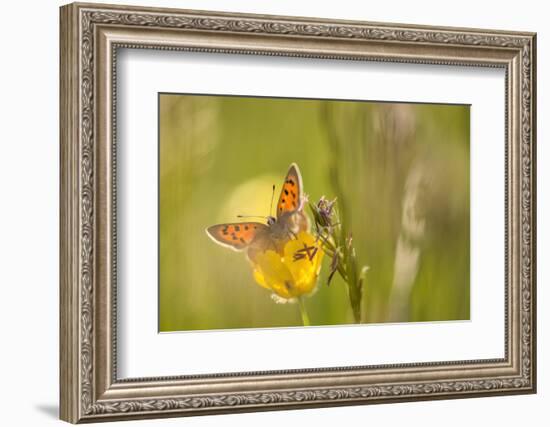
276;163;303;218
206;222;268;251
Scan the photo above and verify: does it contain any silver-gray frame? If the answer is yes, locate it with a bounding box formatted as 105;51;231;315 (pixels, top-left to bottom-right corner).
60;2;536;423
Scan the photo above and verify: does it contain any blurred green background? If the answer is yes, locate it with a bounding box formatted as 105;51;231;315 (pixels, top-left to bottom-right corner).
159;94;470;332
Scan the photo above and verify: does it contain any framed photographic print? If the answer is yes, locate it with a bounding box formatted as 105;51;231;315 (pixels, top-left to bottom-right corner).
59;2;537;423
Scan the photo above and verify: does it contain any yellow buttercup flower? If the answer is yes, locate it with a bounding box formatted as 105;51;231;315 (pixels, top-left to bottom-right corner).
251;231;324;304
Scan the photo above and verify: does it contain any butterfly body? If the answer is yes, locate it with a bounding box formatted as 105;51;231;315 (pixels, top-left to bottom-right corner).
206;163;309;261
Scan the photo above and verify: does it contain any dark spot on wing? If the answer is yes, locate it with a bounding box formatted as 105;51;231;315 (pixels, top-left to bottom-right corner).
286;179;295;186
244;225;249;230
240;238;246;244
291;191;296;199
235;225;240;231
284;189;289;195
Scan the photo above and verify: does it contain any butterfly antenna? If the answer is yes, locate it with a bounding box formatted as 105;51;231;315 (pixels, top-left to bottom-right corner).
269;184;276;216
236;185;276;221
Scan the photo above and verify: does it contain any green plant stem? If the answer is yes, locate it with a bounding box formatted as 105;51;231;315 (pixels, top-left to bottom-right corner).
298;297;311;326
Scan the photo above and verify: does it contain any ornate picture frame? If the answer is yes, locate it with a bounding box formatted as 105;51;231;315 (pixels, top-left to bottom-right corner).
60;2;536;423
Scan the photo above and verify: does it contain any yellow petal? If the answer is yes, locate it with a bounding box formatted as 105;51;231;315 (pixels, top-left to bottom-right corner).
283;232;324;296
252;268;270;290
250;231;323;301
253;250;295;299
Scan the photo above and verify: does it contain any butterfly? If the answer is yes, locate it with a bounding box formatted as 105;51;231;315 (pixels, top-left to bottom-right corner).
206;163;309;262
